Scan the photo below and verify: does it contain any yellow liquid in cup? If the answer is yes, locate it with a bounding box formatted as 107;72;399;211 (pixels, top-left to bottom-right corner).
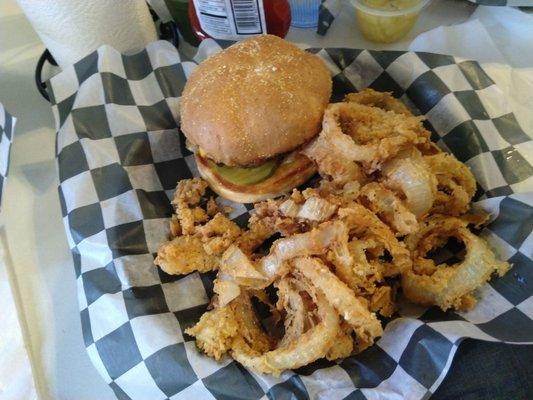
356;0;422;43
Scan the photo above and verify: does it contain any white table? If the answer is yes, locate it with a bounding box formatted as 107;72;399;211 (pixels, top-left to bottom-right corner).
0;1;477;399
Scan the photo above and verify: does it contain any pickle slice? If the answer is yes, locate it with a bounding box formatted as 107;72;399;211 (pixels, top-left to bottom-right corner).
210;159;279;186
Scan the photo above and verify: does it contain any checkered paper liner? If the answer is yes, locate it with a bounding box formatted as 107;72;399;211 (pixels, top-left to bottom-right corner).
47;39;533;400
0;104;14;208
317;0;342;35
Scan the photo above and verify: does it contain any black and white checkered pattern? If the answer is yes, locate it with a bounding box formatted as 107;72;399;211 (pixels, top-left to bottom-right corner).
48;39;533;400
0;104;14;208
317;0;342;36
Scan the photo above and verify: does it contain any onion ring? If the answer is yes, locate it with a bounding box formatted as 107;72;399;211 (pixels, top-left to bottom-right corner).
292;257;383;347
344;89;413;116
338;202;412;276
326;322;354;360
221;246;268;286
215;221;353;304
382;150;437;218
370;285;396;317
359;182;418;236
236;216;277;254
303;132;366;186
276;278;308;347
214;245;269;306
259;220;350;280
213;278;241;307
278;195;338;222
231;281;340;376
317;102;430;172
425;153;476;216
402;216;510;311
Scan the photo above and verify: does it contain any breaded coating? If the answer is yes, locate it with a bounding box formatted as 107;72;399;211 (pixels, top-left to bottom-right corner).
345;88;413;116
155;235;219;275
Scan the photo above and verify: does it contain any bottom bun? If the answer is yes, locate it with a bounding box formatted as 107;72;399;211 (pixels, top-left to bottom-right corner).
196;153;317;203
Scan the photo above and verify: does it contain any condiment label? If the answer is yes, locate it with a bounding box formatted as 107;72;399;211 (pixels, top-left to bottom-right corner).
192;0;267;40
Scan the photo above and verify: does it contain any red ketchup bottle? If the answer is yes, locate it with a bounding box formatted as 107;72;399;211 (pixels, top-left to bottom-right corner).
188;0;291;42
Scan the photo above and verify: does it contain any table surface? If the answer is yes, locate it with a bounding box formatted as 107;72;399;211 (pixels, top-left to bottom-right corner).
0;0;528;399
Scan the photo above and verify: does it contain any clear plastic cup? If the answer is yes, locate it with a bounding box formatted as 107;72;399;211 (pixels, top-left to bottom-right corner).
289;0;321;28
352;0;431;43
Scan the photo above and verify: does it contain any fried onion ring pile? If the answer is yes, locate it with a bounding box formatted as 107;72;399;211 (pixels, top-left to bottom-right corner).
155;89;509;376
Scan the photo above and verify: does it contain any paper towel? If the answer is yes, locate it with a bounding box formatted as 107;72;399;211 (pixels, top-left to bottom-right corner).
16;0;158;70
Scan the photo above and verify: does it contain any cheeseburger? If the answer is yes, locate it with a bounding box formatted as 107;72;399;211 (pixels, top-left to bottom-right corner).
180;35;332;203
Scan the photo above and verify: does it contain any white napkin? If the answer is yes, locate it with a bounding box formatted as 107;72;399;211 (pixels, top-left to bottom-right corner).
0;230;38;400
409;6;533;139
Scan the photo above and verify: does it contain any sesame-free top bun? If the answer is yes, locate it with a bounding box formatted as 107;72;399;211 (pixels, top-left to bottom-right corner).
180;35;332;167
